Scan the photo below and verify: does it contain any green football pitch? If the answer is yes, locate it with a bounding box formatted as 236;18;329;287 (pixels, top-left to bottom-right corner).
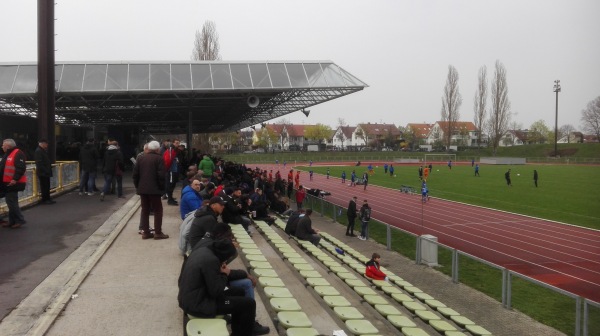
306;163;600;229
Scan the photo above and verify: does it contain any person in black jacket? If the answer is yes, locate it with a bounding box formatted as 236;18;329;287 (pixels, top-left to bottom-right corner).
284;209;305;236
78;139;100;195
187;196;226;249
34;139;55;204
101;141;125;200
1;139;27;228
345;196;358;236
178;239;264;336
295;209;321;246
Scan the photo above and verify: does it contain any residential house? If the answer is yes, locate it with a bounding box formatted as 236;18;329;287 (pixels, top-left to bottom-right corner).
406;123;434;148
558;131;584;144
332;126;356;149
426;121;479;147
500;129;549;147
352;123;401;149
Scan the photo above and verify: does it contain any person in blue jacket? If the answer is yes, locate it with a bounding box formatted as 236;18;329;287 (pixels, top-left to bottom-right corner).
180;178;203;219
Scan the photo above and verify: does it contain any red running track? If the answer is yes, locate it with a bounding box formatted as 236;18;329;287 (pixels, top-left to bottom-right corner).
256;163;600;302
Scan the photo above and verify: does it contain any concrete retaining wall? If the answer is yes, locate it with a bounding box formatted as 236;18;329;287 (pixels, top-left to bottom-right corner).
481;157;526;165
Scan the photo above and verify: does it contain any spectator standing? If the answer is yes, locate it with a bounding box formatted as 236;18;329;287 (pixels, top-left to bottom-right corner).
163;142;180;205
365;253;388;281
78;139;99;195
0;139;27;228
294;170;300;189
133;141;168;240
295;209;321;246
345;196;358;236
100;141;124;201
358;200;371;240
198;155;215;178
533;170;538;187
34;139;55;204
505;169;512;187
295;185;306;209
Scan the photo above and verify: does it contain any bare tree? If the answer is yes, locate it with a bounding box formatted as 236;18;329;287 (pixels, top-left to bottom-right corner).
473;66;487;148
581;96;600;140
335;118;347;149
559;124;576;143
192;20;221;61
440;65;462;152
487;60;511;155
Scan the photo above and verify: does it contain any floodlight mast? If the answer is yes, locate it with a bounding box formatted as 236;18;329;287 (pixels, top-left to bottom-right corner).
553;80;561;157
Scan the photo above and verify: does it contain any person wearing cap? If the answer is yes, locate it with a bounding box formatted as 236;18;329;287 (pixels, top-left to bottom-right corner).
34;139;55;204
1;139;27;228
133;140;169;240
187;196;226;249
178;238;269;336
345;196;358;236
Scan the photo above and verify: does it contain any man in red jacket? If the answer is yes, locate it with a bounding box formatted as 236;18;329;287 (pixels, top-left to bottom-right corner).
365;253;388;281
295;185;306;209
1;139;27;229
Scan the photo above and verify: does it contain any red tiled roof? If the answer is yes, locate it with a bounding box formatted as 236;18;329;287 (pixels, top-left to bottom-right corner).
407;123;433;138
436;121;477;132
357;123;400;136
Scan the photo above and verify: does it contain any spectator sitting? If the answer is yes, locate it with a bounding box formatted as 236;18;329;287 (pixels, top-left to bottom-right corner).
295;209;320;246
180;179;203;219
284;209;305;236
365;253;388;281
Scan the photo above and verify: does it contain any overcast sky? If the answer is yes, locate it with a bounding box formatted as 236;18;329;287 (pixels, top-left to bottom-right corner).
1;0;599;132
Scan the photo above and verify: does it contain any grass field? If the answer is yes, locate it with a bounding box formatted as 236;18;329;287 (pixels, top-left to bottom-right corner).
305;163;600;229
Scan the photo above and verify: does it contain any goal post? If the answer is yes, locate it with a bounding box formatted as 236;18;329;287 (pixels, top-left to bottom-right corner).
424;153;456;165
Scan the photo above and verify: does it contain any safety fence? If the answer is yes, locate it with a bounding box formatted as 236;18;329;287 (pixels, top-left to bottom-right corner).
300;192;599;336
0;161;79;214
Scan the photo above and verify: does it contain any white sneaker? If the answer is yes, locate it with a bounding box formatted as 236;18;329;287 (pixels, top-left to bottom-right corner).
87;192;95;196
78;192;83;196
359;236;366;241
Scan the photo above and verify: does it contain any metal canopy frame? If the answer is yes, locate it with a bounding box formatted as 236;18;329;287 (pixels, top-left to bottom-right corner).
0;61;367;133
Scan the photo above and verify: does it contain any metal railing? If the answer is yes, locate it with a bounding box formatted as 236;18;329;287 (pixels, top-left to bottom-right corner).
0;161;79;214
300;192;597;336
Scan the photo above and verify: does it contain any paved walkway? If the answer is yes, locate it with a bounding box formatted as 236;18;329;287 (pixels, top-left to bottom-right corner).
0;189;565;335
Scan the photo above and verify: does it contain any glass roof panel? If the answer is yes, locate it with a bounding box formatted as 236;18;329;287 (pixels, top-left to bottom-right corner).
59;64;85;92
267;63;291;88
54;64;63;91
336;65;366;87
83;64;107;91
172;64;192;89
128;64;149;90
249;63;271;88
303;63;327;87
286;63;309;88
0;65;18;93
191;64;212;89
321;63;346;87
230;64;252;89
12;65;38;93
211;64;233;89
150;64;171;90
106;64;128;90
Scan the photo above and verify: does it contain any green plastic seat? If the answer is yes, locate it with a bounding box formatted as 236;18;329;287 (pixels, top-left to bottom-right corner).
388;274;403;282
445;331;468;336
391;293;413;303
186;318;229;336
259;277;285;287
294;263;314;271
401;327;430;336
381;286;403;295
374;304;402;317
371;279;392;287
236;238;254;244
279;247;296;253
238;242;257;249
306;277;330;287
350;263;366;272
415;309;440;321
323;295;351;307
402;301;427;312
465;325;492;335
322;259;341;268
246;254;267;262
299;270;321;278
282;251;300;259
395;280;413;288
429;320;458;333
253;268;278;278
286;328;319;336
313;285;340;296
333;306;364;320
450;315;475;327
270;297;302;312
249;260;272;269
345;279;368;288
403;286;423;295
363;294;388;305
337;272;358;281
264;287;293;298
329;265;347;274
277;311;313;328
243;248;263;255
413;292;434;301
345;319;379;335
387;315;417;328
354;286;378;297
424;299;446;309
437;307;460;317
288;257;308;264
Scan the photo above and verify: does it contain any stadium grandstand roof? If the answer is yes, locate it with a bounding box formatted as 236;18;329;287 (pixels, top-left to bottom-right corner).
0;61;367;133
